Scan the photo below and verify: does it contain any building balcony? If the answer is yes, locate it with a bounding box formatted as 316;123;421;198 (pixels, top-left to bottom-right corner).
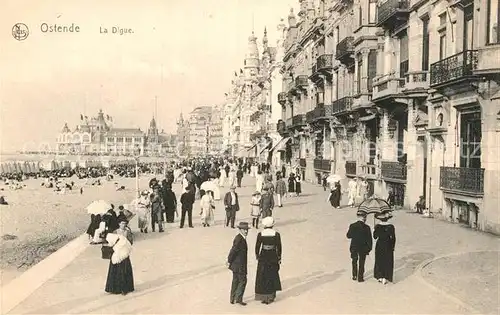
258;104;271;112
286;117;293;127
278;92;288;105
430;50;478;88
440;166;484;197
306;105;327;123
292;114;306;127
335;36;354;65
345;161;357;176
332;96;353;114
314;158;331;172
372;74;405;101
295;75;309;90
404;71;429;92
360;164;377;179
311;54;334;81
381;161;407;182
277;120;287;134
317;92;325;106
474;45;500;78
376;0;410;31
299;158;307;168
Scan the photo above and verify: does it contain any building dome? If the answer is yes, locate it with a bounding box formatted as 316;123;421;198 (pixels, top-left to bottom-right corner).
61;123;70;133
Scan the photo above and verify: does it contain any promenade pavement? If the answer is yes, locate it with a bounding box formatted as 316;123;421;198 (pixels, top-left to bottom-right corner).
5;176;499;314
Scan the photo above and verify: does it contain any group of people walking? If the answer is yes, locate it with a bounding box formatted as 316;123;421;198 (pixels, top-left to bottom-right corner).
347;211;396;284
227;217;282;306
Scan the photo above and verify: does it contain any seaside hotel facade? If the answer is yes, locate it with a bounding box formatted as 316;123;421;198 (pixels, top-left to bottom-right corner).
223;0;499;234
56;109;177;157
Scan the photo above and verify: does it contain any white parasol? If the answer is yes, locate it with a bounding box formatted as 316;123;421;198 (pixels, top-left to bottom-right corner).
200;181;217;192
326;174;343;184
86;200;112;215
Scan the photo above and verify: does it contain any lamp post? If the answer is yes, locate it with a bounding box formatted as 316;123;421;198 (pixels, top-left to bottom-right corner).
133;148;141;198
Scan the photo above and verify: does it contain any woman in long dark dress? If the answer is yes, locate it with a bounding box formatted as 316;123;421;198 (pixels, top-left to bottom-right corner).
86;214;101;241
373;212;396;285
287;173;295;197
295;175;302;196
104;219;134;295
255;217;282;304
330;181;341;208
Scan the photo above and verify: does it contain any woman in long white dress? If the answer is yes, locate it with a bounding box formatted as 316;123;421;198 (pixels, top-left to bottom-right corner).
210;178;221;200
256;171;264;192
199;189;215;227
130;190;151;233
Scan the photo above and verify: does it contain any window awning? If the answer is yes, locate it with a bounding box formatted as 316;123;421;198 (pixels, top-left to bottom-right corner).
358;114;376;121
270;137;291;152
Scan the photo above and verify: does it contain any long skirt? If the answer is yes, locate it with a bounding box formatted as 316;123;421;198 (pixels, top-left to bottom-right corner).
330;190;341;207
255;261;282;301
137;210;149;229
295;182;302;194
200;207;214;226
105;257;135;294
374;245;394;282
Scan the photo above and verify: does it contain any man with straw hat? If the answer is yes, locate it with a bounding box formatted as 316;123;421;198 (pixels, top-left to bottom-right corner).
223;185;240;228
226;221;250;306
346;211;373;282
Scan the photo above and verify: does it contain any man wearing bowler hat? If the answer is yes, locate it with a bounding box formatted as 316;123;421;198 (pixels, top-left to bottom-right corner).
224;185;240;228
346;211;372;282
226;221;250;306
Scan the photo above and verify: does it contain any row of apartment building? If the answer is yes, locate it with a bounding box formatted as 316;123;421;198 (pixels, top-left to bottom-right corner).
176;105;225;156
222;0;500;235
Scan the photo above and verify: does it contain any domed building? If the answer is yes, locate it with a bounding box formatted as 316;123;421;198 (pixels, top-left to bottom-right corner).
56;110;177;157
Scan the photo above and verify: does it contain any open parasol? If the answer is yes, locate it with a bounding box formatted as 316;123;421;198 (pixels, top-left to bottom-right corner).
326;174;343;184
200;180;217;192
87;200;112;215
357;197;391;215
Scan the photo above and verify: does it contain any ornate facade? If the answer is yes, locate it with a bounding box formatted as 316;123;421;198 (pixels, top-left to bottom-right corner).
274;0;499;234
224;26;286;162
57;109;176;157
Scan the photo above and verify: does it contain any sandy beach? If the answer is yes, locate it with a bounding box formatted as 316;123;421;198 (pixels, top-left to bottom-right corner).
0;175;154;286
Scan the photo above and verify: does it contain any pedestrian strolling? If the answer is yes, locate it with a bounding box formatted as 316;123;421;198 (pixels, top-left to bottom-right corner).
236;168;244;188
199;189;215;227
227;222;250;306
250;191;262;228
346;211;373;282
347;178;357;207
104;221;134;295
295;175;302;196
373;212;396;284
180;188;195;228
328;181;341;208
224;185;240;228
275;174;287;207
287;173;295;197
150;185;165;232
161;183;177;223
130;190;151;233
259;187;275;219
255;217;282;304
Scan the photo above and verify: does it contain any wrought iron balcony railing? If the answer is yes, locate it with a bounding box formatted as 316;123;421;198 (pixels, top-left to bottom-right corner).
332;96;353;114
430;50;478;87
346;161;357;176
278;92;288;105
317;54;333;71
381;161;407;181
376;0;410;30
440;166;484;196
276;120;287;134
336;36;354;64
314;158;331;172
295;75;309;88
299;158;307;168
292;114;305;126
306;105;326;122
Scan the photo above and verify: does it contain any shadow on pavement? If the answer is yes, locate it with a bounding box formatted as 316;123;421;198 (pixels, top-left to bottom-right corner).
363;252;434;283
274;218;308;228
278;269;345;301
29;263;227;314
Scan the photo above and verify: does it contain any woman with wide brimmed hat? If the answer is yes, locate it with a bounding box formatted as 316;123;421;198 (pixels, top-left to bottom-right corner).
104;226;134;295
254;217;282;304
373;212;396;285
199;189;215;227
130;190;151;233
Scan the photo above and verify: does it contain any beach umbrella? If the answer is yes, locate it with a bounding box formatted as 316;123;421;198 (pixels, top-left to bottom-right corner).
326;174;342;184
86;200;112;215
200;180;217;192
357;197;391;215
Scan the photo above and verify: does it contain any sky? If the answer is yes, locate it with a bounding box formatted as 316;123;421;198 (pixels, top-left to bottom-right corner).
0;0;297;153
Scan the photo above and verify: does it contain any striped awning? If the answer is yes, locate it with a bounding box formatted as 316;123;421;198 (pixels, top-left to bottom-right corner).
270;137;291;152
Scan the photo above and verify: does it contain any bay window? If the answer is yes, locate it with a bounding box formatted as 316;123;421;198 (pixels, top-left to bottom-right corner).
487;0;500;44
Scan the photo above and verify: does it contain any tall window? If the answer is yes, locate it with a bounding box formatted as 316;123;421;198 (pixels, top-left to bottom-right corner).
460;112;481;168
463;5;474;51
369;0;377;24
357;56;363;94
335;70;339;99
439;33;447;60
422;16;430;71
399;31;409;78
367;50;377;92
487;0;500;44
359;6;363;26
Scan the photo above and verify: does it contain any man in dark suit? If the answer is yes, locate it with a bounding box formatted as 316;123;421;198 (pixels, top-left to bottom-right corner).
236;168;244;187
224;185;240;228
346;211;373;282
226;221;250;306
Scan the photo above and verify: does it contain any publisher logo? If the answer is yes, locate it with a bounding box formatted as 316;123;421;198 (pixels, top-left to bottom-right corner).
12;23;29;41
